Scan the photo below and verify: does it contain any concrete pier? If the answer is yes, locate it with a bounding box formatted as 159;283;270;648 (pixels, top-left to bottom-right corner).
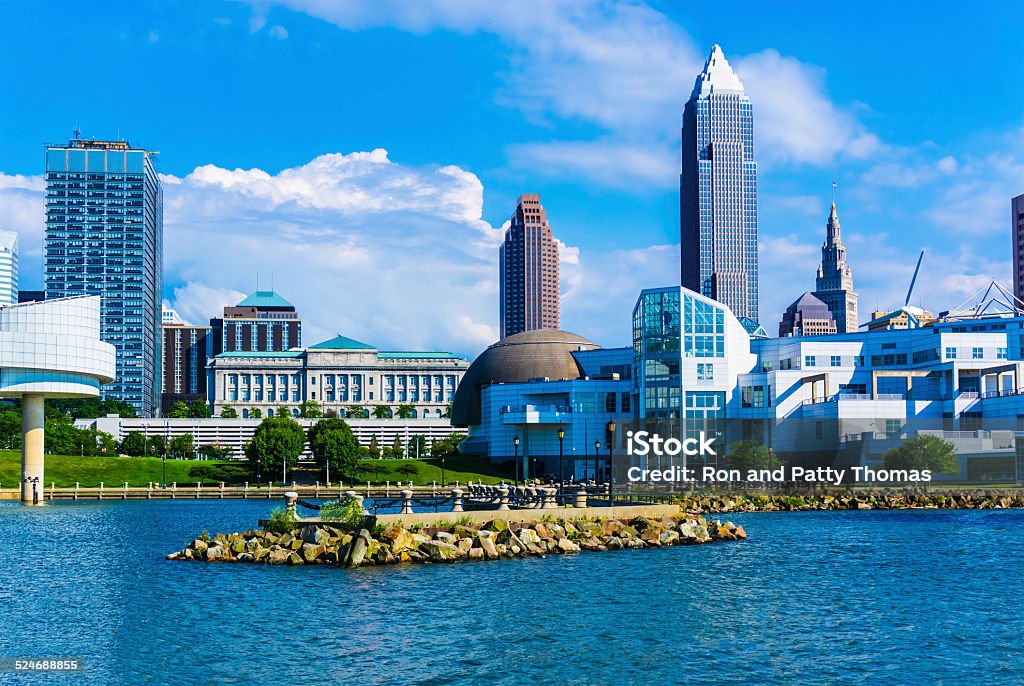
21;394;44;505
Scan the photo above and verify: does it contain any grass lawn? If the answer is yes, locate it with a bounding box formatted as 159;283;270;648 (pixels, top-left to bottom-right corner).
0;451;234;488
0;451;514;488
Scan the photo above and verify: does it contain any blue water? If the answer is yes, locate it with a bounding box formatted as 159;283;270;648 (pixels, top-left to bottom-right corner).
1;501;1022;685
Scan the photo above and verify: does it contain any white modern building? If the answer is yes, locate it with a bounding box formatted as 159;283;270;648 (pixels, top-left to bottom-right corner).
207;334;468;420
0;230;17;305
0;296;116;503
74;415;459;460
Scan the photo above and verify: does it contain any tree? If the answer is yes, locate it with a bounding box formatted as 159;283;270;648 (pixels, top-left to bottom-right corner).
96;431;117;456
346;405;368;419
168;433;196;458
148;435;166;457
724;441;779;473
277;406;291;419
391;436;405;458
119;431;147;457
372;405;392;419
220;405;238;419
883;434;960;475
409;435;428;459
324;408;338;418
244;416;306;482
249;408;263;419
198;444;234;460
368;435;381;458
189;400;212;418
0;408;21;449
167;401;190;419
45;416;96;456
431;432;466;458
298;400;322;418
442;404;452;419
395;404;416;419
308;417;360;481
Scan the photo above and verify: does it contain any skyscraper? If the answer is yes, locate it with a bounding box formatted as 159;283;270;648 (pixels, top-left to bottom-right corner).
0;230;17;305
812;201;858;333
1013;193;1024;303
680;45;759;330
209;289;302;355
44;137;163;416
162;321;211;415
499;194;560;339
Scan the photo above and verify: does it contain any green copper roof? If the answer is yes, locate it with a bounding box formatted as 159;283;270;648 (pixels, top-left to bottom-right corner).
309;335;376;350
237;290;294;308
378;351;466;360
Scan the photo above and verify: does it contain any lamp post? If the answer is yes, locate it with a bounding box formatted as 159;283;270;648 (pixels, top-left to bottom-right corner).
24;476;39;506
557;427;565;497
593;440;600;487
513;436;520;487
441;453;446;487
162;451;167;489
606;420;617;506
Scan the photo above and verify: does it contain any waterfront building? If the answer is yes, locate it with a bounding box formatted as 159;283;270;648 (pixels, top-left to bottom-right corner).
867;307;937;331
680;45;760;331
75;415;456;460
44;137;163;417
779;292;838;337
452;330;632;481
1013;193;1024;302
206;334;468;419
499;194;560;339
162;322;212;414
812;202;858;333
0;230;17;305
210;289;301;355
0;296;116;503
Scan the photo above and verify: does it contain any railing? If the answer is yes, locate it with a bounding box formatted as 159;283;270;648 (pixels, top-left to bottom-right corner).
500;404;572;415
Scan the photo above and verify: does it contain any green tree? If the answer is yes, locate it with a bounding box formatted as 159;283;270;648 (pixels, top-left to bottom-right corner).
148;435;166;457
408;434;428;458
95;431;117;456
119;431;147;457
368;435;381;458
431;432;466;458
0;408;21;449
308;417;360;481
244;416;306;483
198;444;234;460
277;406;291;418
395;404;416;419
45;416;96;455
724;441;779;473
167;401;190;419
220;405;238;419
298;400;323;418
249;408;263;419
442;404;452;419
372;405;393;419
168;433;196;458
346;405;368;419
189;400;212;418
391;436;405;458
883;434;960;475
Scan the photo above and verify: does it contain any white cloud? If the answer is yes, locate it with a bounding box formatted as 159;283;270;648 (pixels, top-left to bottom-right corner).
168;283;247;328
507;139;678;190
268;24;289;40
0;173;45;260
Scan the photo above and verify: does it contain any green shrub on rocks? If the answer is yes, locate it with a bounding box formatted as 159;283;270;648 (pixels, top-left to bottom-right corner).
265;507;297;534
319;495;365;530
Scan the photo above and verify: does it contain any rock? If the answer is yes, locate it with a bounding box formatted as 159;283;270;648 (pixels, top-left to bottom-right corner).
601;520;622;536
660;530;680;545
268;548;290;565
733;525;747;540
237;553;254;562
245;538;261;553
205;545;226;561
278;533;294;547
183;549;194;560
457;539;473;554
301;543;325;563
556;537;581;553
434;531;456;543
190;539;208;552
516;528;541;545
476;529;493;539
481;519;509;533
468;547;485;561
617;525;640;538
230;540;246;555
166;552;180;560
287;552;303;565
424;540;460;562
385;528;417;554
345;530;372;568
625;537;645;549
453;525;479;539
606;537;623;550
478;536;499;560
289;538;304;551
254;547;270;561
562;522;579;537
533;523;551;540
547;523;566;540
856;502;872;510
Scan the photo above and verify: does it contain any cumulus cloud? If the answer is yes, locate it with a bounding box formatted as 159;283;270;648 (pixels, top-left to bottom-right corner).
264;0;880;187
0;173;45;260
268;24;288;40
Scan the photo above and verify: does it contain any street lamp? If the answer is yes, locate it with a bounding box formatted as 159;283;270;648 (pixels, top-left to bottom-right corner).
162;451;167;489
24;476;39;506
606;420;617;506
557;427;565;497
593;440;600;487
513;436;520;487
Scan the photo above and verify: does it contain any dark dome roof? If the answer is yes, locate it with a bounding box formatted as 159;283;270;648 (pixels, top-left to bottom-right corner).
451;329;600;427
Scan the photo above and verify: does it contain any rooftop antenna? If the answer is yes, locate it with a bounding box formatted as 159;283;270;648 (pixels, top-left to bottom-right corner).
904;250;925;308
831;180;837;203
271;272;274;293
73;125;81;140
256;272;260;292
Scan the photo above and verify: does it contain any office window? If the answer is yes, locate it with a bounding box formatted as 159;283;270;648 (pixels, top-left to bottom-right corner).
998;347;1008;359
830;355;841;367
697;363;714;381
804;355;816;368
972;347;983;359
945;347;957;359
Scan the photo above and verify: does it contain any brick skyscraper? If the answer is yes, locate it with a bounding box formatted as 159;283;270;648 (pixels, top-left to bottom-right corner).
499;194;560;338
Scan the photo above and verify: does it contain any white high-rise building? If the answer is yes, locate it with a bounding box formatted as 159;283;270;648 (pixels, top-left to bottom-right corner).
0;230;18;305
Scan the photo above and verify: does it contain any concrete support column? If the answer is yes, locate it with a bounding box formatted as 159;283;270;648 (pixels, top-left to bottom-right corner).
21;394;45;506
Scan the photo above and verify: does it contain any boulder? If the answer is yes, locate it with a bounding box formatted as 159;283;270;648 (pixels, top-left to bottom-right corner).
190;539;208;552
268;548;290;565
533;523;551;540
344;529;372;568
287;552;303;565
660;530;680;546
229;540;246;555
468;547;485;561
547;523;566;540
556;537;581;554
605;537;623;550
453;525;479;539
424;540;460;562
289;538;304;551
301;543;325;563
205;545;226;561
434;531;456;544
385;528;417;554
478;536;499;560
481;519;509;533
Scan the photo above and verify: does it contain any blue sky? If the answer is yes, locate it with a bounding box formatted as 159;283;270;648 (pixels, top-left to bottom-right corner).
0;0;1021;355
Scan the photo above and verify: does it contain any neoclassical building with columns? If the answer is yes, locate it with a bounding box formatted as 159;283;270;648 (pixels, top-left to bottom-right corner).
206;334;468;419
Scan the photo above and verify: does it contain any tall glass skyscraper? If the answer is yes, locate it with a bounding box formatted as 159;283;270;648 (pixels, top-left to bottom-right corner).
499;194;560;339
0;230;17;305
680;45;759;331
44;137;163;416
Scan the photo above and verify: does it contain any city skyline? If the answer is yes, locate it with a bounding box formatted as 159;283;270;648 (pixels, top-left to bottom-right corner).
0;2;1021;357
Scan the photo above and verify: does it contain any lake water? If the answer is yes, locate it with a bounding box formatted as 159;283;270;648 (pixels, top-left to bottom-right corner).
1;500;1022;685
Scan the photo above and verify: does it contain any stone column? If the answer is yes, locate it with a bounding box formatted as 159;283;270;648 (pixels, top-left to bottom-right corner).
451;488;464;512
400;490;414;515
21;394;44;506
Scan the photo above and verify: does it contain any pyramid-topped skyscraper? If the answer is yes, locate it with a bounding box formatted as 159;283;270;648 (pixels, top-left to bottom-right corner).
680;45;760;331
